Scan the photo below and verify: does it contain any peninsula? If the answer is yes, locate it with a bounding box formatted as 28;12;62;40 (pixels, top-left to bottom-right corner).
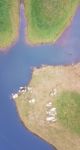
13;64;80;150
24;0;80;45
0;0;19;50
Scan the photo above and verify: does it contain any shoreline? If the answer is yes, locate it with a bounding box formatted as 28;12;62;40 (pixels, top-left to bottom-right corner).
0;3;79;50
13;63;80;150
0;32;19;53
13;89;56;150
15;105;57;150
24;2;80;46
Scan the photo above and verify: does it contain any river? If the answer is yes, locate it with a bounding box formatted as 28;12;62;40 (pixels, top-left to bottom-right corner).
0;4;80;150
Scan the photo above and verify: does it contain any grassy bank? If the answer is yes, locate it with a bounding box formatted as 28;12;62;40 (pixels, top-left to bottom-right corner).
0;0;20;50
14;64;80;150
24;0;79;45
54;91;80;134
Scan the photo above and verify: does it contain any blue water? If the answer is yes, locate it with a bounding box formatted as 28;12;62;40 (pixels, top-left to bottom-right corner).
0;4;80;150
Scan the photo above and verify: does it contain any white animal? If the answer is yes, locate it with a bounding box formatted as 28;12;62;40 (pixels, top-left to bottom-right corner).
46;116;56;122
46;102;52;107
29;98;35;104
50;107;56;112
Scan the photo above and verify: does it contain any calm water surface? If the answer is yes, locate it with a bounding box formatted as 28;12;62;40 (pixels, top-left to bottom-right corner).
0;4;80;150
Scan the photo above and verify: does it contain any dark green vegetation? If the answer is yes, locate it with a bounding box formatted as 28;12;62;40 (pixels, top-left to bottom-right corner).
55;91;80;134
0;0;19;49
24;0;79;44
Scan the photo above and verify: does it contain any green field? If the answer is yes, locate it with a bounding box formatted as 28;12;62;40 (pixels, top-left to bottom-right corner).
0;0;19;49
54;91;80;134
24;0;79;44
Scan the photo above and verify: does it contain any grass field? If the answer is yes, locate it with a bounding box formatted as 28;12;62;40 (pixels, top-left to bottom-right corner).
0;0;19;50
54;91;80;134
14;64;80;150
24;0;79;44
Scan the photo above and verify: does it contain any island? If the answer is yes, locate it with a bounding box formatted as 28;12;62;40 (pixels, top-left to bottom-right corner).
12;64;80;150
0;0;19;50
24;0;80;45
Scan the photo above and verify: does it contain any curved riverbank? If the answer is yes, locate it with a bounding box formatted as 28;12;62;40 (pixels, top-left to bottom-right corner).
0;0;20;51
14;63;80;150
24;1;80;45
